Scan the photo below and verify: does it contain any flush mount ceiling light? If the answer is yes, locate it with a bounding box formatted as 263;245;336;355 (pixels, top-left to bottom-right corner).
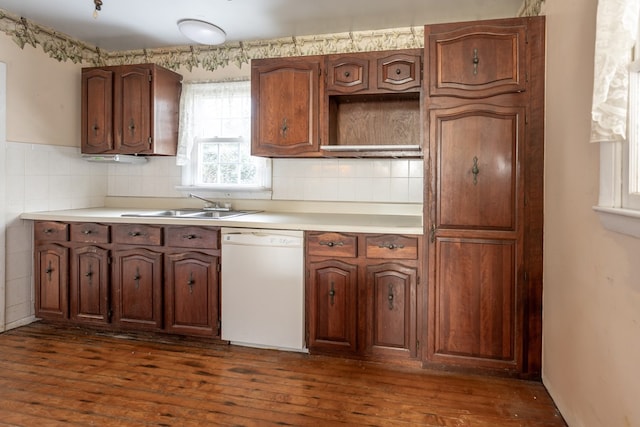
178;19;226;45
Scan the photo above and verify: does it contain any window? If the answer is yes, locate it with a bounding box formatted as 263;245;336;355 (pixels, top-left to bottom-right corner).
592;0;640;237
176;80;271;194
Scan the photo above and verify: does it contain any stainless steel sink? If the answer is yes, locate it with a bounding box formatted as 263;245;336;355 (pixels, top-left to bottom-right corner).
121;209;260;219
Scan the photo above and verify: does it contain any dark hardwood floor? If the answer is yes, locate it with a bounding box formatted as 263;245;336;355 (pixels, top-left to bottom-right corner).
0;322;565;426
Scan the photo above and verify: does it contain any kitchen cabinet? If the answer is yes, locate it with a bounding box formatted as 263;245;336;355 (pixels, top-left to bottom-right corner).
326;50;421;94
423;17;545;378
34;221;69;320
164;226;220;337
69;222;111;325
251;56;323;157
306;232;421;362
112;224;164;331
81;63;182;155
32;220;222;338
250;49;423;158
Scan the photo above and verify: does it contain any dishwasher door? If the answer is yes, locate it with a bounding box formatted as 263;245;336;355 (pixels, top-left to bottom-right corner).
221;228;305;351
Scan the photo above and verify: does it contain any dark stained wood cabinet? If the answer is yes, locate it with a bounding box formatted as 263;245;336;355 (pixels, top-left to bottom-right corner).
326;50;421;94
251;56;323;157
251;49;423;158
69;222;111;325
164;226;220;337
34;221;69;320
424;17;545;377
307;258;359;353
32;221;221;339
81;63;182;155
306;231;421;362
112;224;164;331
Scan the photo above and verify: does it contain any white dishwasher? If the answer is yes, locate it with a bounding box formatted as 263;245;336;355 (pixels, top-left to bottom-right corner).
221;228;306;352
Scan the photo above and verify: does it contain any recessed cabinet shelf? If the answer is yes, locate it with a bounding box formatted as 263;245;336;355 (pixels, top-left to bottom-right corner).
325;93;421;156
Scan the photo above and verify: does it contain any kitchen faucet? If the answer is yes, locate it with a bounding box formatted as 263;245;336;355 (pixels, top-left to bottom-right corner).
189;193;230;211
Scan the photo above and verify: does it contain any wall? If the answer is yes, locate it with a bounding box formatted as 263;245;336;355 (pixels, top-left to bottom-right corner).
543;1;640;426
0;34;108;329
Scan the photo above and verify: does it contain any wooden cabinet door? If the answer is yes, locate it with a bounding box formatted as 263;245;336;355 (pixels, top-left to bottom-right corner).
81;68;114;154
307;259;358;353
115;65;152;154
165;251;220;337
35;244;69;320
70;246;110;325
365;263;417;359
426;19;527;98
251;57;322;156
427;102;525;372
112;247;163;330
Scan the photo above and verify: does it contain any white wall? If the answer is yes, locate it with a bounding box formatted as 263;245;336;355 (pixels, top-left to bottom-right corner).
543;1;640;426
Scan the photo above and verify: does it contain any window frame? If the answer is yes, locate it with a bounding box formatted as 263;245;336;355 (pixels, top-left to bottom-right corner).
176;80;272;198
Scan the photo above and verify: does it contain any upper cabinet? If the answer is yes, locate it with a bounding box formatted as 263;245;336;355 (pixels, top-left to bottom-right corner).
251;56;323;157
426;20;526;98
250;49;423;158
326;51;421;94
81;64;182;156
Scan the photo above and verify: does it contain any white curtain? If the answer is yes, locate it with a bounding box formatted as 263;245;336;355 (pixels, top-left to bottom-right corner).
176;80;251;166
591;0;640;143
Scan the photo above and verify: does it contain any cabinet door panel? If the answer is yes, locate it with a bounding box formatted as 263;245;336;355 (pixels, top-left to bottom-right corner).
116;66;152;153
366;263;417;358
427;23;526;98
70;246;110;324
307;260;358;352
113;248;163;330
252;58;321;156
35;244;69;319
432;238;521;370
432;104;524;231
82;68;114;153
165;251;219;337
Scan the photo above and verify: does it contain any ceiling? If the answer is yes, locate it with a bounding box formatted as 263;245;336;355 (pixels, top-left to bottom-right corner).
0;0;524;52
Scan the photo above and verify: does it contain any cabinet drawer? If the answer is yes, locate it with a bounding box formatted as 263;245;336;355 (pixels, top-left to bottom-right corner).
377;53;421;92
70;223;110;244
307;232;357;258
165;226;219;249
113;224;163;246
327;56;369;93
365;235;419;260
34;221;69;242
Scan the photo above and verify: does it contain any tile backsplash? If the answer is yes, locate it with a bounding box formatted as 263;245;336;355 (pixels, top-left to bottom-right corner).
107;156;424;203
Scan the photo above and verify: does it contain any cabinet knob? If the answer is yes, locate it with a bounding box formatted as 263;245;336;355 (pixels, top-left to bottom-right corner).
183;234;198;240
344;71;350;78
395;68;401;75
319;241;344;248
82;229;93;235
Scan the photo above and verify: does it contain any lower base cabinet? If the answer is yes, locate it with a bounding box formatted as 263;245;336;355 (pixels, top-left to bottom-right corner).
32;221;221;339
306;232;421;362
165;251;220;337
112;247;164;331
70;245;110;325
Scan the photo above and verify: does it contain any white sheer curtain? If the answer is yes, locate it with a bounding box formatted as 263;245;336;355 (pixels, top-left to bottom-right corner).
591;0;640;143
176;80;251;166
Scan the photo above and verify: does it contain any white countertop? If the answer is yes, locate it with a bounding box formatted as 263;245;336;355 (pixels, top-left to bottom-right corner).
20;207;423;235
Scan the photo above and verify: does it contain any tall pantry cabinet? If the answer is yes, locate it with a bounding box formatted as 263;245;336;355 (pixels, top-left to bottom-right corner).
423;17;545;377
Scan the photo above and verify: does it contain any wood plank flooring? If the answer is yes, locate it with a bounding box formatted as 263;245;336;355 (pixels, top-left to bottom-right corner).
0;322;566;426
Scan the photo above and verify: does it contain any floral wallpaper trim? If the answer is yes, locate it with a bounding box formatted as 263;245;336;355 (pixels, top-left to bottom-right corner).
519;0;545;16
0;6;542;71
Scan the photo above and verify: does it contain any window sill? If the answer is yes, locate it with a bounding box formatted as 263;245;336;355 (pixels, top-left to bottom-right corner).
593;206;640;238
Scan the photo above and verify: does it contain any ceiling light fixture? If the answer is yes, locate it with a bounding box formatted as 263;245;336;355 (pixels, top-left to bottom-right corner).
93;0;103;19
178;19;226;45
